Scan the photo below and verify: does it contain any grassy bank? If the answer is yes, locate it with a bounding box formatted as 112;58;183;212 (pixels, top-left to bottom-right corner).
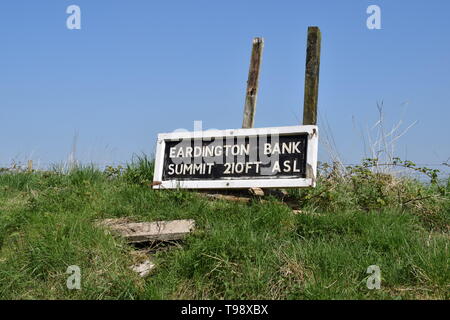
0;158;448;299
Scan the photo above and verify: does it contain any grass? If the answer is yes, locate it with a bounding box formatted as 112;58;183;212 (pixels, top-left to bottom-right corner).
0;157;448;300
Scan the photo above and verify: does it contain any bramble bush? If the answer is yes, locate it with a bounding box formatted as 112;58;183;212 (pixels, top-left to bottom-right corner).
290;158;449;231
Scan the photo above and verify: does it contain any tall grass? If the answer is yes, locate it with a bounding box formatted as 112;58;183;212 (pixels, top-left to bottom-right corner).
0;156;448;300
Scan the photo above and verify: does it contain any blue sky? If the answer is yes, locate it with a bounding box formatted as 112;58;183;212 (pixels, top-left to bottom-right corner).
1;1;449;169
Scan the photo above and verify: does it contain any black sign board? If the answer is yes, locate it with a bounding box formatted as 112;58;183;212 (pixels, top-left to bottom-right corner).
153;126;318;189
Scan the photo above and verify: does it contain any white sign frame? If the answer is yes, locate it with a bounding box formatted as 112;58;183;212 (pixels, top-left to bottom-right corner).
153;125;318;189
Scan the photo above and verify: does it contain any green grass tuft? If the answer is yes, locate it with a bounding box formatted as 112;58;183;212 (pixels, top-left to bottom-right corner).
0;159;448;300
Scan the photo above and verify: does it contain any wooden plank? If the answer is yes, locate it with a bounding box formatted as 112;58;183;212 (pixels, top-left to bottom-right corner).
199;192;272;205
249;188;264;196
198;193;304;214
241;38;265;197
242;37;264;129
99;219;195;243
200;193;252;203
263;188;288;198
303;27;321;125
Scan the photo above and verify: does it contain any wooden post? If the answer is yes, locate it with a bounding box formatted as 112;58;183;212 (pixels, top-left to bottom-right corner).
242;37;264;196
27;160;33;172
303;27;321;125
242;37;264;129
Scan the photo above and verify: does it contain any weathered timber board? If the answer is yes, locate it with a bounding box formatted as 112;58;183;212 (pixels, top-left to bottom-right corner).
100;219;195;243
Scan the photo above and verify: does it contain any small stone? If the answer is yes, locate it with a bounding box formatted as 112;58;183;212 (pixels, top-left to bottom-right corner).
131;259;155;278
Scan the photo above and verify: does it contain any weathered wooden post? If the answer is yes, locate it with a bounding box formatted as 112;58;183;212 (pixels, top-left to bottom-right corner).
242;37;264;129
27;160;33;172
303;27;321;125
242;37;264;196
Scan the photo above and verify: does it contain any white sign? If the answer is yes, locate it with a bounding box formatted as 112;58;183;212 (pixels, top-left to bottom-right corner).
153;125;318;189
